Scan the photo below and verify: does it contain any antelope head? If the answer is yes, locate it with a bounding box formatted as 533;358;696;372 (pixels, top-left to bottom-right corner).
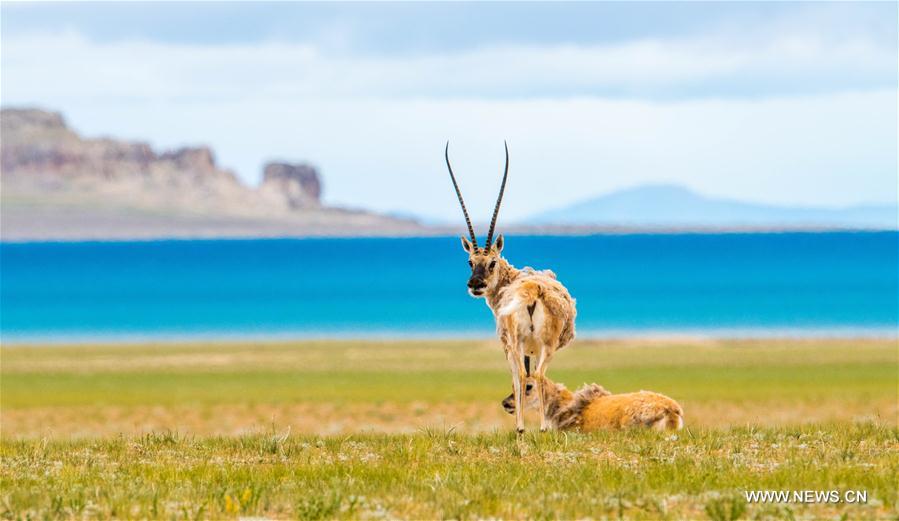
502;380;535;414
445;142;510;298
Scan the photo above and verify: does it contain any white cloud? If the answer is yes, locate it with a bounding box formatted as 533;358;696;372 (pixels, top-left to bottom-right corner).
1;30;895;221
2;29;893;101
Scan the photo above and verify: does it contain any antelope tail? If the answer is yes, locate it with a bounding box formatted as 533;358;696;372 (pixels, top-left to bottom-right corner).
498;280;541;317
650;406;685;431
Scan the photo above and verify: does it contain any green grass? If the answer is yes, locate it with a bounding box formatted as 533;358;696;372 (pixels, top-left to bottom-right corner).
2;425;896;520
1;338;897;519
2;363;892;407
2;339;894;408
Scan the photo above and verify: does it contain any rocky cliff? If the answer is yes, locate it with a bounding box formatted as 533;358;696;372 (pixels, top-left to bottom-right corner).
2;109;231;184
1;108;420;240
259;162;322;209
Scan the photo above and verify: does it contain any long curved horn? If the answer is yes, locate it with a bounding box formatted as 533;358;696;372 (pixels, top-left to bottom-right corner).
485;140;509;250
445;142;478;251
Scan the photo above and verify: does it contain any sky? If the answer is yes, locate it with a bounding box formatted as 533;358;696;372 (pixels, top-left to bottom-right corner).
2;2;896;223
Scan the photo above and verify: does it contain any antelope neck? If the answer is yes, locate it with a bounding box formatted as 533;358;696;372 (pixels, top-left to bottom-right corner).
485;260;520;312
544;385;575;424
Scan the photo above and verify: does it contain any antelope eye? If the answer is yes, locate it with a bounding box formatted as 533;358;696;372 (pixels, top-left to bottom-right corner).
468;260;473;267
489;260;497;270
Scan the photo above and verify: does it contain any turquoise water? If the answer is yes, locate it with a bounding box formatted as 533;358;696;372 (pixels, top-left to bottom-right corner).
1;233;896;341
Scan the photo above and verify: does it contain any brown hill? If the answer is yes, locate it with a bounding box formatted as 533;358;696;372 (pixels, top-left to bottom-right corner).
0;108;422;240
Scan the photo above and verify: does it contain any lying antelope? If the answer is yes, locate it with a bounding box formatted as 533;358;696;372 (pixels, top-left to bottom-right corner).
444;142;576;433
502;377;684;432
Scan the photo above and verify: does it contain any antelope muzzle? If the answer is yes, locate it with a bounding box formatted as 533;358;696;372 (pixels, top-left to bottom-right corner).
467;265;487;296
501;382;533;414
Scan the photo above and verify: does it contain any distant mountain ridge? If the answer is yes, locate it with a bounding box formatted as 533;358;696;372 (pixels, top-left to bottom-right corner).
528;184;897;229
0;107;422;240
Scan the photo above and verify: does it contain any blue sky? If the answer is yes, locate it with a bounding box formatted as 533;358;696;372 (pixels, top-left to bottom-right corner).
2;2;896;222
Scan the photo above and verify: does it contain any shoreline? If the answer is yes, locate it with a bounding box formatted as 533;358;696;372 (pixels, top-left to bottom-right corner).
2;327;896;346
1;227;896;244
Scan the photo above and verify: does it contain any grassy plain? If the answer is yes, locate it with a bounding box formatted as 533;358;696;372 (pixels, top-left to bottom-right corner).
1;338;896;519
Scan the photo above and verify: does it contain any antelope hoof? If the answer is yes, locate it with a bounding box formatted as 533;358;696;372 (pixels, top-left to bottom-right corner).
516;427;525;435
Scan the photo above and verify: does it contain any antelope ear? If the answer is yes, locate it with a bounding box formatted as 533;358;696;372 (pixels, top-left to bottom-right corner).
494;234;504;253
460;236;474;254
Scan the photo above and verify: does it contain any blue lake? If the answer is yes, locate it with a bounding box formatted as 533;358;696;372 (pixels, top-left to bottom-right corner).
1;233;896;341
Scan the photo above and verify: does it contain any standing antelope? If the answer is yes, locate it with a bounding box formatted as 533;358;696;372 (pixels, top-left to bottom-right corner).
444;142;577;433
